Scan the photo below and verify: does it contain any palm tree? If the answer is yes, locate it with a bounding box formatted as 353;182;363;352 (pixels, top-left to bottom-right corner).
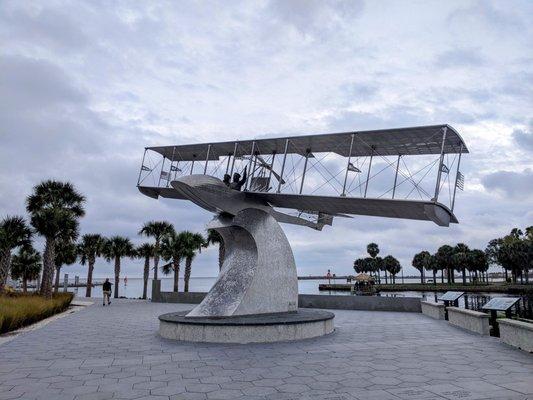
11;246;42;292
53;240;77;292
205;229;225;271
453;243;470;284
78;234;106;297
383;255;401;284
427;254;439;285
436;245;455;284
366;243;380;283
136;243;154;300
26;180;85;298
469;249;488;283
353;258;366;274
103;236;135;298
412;251;430;284
181;232;205;292
0;216;32;292
139;221;174;281
160;231;184;292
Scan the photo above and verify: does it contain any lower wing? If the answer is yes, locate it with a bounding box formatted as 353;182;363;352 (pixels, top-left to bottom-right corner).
245;192;457;227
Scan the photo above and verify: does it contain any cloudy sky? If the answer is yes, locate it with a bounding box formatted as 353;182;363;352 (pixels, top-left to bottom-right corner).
1;0;532;282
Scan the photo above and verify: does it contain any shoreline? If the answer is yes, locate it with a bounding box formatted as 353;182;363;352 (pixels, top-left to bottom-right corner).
319;282;533;294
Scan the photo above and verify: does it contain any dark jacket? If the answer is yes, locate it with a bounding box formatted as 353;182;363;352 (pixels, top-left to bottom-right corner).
102;281;112;292
230;168;247;191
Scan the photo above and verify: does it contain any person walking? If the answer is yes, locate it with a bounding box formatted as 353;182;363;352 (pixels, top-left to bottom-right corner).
102;278;112;306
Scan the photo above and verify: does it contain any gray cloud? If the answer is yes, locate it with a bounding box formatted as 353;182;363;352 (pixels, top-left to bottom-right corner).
433;48;485;69
0;3;89;52
266;0;364;36
512;126;533;152
481;168;533;198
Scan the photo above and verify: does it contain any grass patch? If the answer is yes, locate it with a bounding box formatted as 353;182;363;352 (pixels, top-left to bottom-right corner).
0;292;74;334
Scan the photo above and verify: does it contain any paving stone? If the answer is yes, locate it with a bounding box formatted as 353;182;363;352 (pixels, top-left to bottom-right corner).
205;389;243;399
497;381;533;395
242;386;278;396
132;381;166;390
184;383;220;393
74;392;115;400
1;299;532;400
150;383;187;396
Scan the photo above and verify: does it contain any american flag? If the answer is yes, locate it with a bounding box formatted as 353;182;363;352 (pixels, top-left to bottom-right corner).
456;171;464;190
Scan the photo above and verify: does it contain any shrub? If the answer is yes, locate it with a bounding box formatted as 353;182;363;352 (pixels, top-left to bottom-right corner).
0;292;74;334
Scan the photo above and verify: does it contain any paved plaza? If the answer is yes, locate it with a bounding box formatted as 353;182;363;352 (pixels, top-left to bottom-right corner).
0;299;532;400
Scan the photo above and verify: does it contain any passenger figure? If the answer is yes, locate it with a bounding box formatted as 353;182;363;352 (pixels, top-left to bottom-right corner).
102;278;112;306
222;174;231;187
230;166;247;191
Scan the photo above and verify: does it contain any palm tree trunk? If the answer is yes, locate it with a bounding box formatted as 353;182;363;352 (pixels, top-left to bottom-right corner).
41;238;55;298
142;257;149;300
184;257;192;292
114;257;120;298
384;270;388;284
54;266;61;292
173;259;180;292
420;270;424;284
86;256;95;297
462;268;466;285
154;239;160;281
22;277;27;293
0;250;11;292
432;270;436;285
441;270;444;283
504;268;508;281
218;243;225;271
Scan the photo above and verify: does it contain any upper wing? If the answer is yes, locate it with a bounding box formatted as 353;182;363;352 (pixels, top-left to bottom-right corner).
147;124;468;161
245;192;457;227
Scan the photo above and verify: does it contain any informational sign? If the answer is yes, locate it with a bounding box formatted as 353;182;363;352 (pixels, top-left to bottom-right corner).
482;297;520;311
438;291;464;302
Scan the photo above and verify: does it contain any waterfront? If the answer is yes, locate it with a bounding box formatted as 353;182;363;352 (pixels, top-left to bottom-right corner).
72;276;441;299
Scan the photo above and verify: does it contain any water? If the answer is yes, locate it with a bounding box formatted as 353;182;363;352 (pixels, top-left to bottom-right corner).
75;277;338;299
72;276;512;300
62;276;532;319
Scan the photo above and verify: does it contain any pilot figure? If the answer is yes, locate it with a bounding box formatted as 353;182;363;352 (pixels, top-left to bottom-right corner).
222;174;231;187
230;166;247;191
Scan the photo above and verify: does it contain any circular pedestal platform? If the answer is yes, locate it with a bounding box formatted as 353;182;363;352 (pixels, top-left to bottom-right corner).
158;309;335;343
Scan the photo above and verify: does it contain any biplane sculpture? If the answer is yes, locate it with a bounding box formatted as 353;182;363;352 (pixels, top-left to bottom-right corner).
138;124;468;318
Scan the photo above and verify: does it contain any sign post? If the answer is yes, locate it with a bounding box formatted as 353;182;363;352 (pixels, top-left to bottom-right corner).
437;291;464;320
482;297;521;337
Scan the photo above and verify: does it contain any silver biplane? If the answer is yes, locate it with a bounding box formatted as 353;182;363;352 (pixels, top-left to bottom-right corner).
139;124;468;318
137;124;468;229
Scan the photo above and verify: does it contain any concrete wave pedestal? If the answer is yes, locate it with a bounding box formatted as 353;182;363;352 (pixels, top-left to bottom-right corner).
158;207;335;343
159;309;335;343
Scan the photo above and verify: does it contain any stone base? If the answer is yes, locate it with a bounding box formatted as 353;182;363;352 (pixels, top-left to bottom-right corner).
158;309;335;343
